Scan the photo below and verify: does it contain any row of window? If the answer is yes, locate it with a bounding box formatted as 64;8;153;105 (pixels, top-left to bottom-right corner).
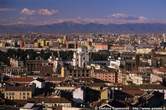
6;96;27;100
6;92;30;95
70;74;89;77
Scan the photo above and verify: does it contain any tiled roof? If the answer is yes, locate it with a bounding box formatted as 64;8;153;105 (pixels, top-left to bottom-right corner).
123;88;144;96
29;97;71;103
5;86;32;91
6;77;33;83
152;67;166;73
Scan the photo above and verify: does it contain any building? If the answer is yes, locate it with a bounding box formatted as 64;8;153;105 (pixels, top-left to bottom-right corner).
25;60;43;74
66;41;78;49
73;87;84;103
4;86;33;100
20;103;41;110
72;47;89;68
10;58;24;68
108;56;121;70
139;84;166;100
6;77;33;85
66;66;91;78
150;73;162;84
93;43;108;51
25;60;54;75
129;73;143;85
72;86;100;104
108;52;137;71
4;66;27;75
100;88;110;100
29;97;72;108
136;48;153;54
30;78;45;89
110;45;127;52
152;53;166;67
91;69;122;84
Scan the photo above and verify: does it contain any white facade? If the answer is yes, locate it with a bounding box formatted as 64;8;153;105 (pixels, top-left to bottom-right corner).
48;57;59;73
72;47;89;68
129;74;143;85
108;56;121;70
136;48;152;54
73;87;84;103
20;103;35;110
30;79;45;89
150;74;162;84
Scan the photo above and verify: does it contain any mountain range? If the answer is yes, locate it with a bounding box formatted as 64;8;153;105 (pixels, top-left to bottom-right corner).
1;22;166;33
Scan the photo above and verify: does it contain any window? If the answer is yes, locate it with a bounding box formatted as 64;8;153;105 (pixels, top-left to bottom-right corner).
23;96;26;99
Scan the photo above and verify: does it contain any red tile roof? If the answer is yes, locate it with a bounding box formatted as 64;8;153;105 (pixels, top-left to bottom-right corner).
152;67;166;74
29;97;71;103
123;88;144;96
6;77;33;83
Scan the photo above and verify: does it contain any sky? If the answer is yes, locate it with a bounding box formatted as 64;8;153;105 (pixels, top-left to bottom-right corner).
1;0;166;25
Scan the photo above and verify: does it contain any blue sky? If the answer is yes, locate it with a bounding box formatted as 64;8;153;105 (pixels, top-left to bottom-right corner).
1;0;166;25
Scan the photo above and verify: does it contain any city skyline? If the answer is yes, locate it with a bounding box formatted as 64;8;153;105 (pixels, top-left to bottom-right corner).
1;0;166;25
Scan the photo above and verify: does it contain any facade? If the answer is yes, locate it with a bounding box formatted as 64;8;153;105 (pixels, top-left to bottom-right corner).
100;88;110;100
30;78;45;89
73;87;84;103
29;97;72;108
129;73;143;85
108;56;121;70
26;60;54;75
72;47;89;68
4;87;32;100
110;45;127;52
66;66;91;78
136;48;153;54
150;73;162;84
26;60;43;73
10;58;24;67
91;69;122;84
93;43;108;51
4;66;27;75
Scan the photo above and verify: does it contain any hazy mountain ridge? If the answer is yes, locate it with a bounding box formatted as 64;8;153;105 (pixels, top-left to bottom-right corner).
1;23;166;33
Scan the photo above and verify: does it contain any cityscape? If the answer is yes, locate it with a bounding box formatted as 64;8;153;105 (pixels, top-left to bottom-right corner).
0;0;166;110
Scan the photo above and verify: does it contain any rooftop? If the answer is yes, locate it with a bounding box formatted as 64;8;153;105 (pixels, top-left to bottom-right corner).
5;86;32;91
29;97;71;103
6;77;33;83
